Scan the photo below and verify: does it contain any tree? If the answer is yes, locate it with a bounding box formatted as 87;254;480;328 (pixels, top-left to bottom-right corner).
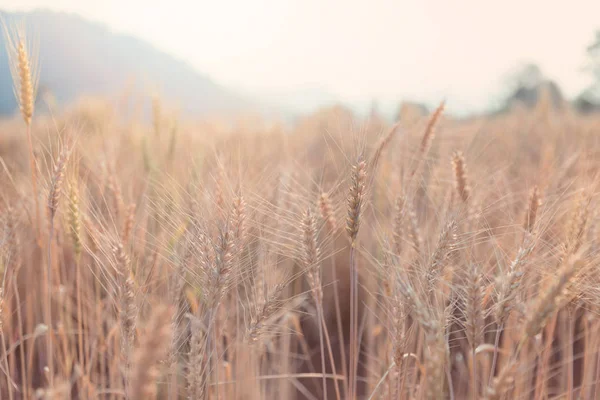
576;30;600;110
587;31;600;79
504;63;544;93
498;63;564;111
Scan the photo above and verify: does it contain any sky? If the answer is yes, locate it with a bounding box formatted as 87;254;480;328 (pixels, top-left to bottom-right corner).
2;0;600;113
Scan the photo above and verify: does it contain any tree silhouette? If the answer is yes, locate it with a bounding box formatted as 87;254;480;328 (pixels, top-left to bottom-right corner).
576;30;600;112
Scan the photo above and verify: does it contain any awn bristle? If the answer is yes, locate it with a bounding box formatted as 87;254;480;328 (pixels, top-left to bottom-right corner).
83;214;99;254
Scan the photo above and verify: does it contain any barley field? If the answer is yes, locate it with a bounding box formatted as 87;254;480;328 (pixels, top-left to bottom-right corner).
2;24;600;400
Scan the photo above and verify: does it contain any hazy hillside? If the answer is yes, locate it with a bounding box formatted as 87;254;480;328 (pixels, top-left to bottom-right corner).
0;10;252;117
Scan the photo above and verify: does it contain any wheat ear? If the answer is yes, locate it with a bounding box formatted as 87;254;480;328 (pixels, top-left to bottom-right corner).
452;151;470;204
319;191;337;233
392;196;405;255
346;156;367;243
420;101;445;155
523;186;541;234
524;255;583;340
3;25;41;242
67;182;82;257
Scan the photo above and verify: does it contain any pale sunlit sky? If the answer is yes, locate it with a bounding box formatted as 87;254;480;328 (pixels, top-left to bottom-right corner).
3;0;600;112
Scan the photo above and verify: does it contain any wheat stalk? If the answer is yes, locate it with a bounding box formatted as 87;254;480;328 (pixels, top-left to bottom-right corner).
45;146;70;383
187;315;207;400
346;155;367;400
128;305;173;400
115;242;137;371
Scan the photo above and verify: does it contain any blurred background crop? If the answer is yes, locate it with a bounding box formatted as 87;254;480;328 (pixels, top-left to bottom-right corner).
2;3;600;400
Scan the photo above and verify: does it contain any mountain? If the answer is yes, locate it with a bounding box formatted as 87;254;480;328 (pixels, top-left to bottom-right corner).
0;10;251;118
